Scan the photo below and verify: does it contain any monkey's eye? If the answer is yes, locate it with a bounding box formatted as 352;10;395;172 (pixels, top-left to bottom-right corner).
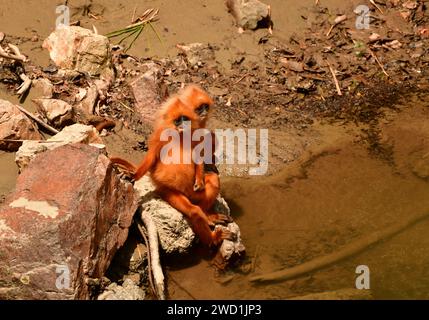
195;103;210;115
174;115;190;126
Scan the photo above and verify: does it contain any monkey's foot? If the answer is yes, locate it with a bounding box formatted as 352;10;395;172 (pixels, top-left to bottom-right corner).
211;229;233;247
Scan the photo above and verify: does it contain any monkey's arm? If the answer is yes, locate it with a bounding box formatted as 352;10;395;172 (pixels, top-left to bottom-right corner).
194;163;205;191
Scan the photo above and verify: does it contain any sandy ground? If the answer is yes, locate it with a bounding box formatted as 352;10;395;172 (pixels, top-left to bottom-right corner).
1;0;429;299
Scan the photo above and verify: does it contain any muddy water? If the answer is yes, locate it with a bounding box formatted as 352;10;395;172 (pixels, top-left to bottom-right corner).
167;97;429;300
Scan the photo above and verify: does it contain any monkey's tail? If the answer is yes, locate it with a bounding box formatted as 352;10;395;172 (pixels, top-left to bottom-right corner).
110;157;138;173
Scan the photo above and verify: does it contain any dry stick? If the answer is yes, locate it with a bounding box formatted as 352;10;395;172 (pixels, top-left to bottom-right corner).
140;211;166;300
326;62;342;96
15;105;59;135
250;210;429;283
369;0;384;15
326;15;347;37
136;221;158;299
368;48;389;77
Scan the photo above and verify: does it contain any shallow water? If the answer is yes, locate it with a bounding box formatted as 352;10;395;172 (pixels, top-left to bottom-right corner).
167;96;429;300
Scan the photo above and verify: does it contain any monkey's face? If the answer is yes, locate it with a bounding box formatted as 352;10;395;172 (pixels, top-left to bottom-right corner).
180;85;214;125
161;97;201;132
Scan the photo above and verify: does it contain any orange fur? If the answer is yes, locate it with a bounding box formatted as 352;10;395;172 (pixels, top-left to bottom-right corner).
110;94;230;247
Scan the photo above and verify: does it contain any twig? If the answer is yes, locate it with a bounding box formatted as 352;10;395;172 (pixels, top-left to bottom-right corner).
136;221;158;299
140;211;165;300
250;210;429;283
234;73;249;85
326;15;347;37
131;5;137;23
119;101;134;113
15;104;59;134
369;0;384;15
368;48;389;77
326;61;342;96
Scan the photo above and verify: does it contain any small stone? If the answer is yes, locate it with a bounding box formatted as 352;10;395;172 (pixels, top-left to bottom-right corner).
226;0;271;30
32;99;74;128
32;78;54;98
402;0;418;9
97;279;145;300
176;43;216;67
368;33;381;42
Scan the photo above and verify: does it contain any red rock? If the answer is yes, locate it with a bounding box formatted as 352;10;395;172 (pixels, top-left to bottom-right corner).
129;62;168;125
0;99;42;151
0;144;137;299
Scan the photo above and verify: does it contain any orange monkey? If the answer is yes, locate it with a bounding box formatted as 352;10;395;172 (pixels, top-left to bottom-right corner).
179;85;219;192
110;95;230;246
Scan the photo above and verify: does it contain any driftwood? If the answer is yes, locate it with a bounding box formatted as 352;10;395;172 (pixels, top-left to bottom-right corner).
289;288;372;300
139;211;165;300
250;210;429;283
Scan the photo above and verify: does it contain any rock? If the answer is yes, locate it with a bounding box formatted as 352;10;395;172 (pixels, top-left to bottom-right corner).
32;79;54;98
134;176;195;254
214;199;246;268
0;144;137;299
368;33;381;42
402;1;418;10
129;62;168;125
75;85;98;115
106;234;147;281
97;279;145;300
43;26;111;76
176;43;216;67
226;0;271;30
0;99;42;151
387;40;402;49
133;176;241;257
33;99;74;128
15;124;104;171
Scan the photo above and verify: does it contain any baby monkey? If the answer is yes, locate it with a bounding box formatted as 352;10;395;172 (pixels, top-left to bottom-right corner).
111;87;230;247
